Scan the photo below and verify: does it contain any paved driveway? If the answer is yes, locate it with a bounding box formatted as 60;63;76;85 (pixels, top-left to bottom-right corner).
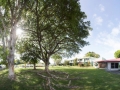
108;70;120;75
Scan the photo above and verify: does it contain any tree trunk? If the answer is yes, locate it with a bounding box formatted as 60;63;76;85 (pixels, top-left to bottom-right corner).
8;25;16;80
45;61;49;72
25;63;26;68
33;63;36;70
8;58;15;80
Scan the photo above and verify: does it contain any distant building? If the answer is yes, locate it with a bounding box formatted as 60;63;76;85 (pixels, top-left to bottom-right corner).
69;60;74;66
69;57;108;67
77;57;97;66
96;58;120;71
69;57;97;66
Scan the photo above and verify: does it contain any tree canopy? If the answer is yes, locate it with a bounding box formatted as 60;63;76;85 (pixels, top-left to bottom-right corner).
16;38;39;69
0;0;92;74
114;50;120;58
19;0;92;72
0;0;31;80
85;51;100;58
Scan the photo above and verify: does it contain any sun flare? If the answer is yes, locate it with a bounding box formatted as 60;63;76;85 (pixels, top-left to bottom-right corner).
16;28;23;36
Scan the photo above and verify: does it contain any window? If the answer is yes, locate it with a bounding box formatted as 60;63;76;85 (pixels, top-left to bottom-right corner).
111;63;118;68
84;58;89;60
84;58;89;62
78;59;82;62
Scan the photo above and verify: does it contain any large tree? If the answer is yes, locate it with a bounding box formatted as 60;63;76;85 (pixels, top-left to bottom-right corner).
114;50;120;58
0;0;30;80
85;51;100;58
22;0;91;72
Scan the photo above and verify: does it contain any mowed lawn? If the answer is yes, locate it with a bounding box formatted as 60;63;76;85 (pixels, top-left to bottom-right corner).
0;66;120;90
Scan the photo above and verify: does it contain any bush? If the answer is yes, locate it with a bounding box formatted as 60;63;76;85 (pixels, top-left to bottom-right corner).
64;60;69;66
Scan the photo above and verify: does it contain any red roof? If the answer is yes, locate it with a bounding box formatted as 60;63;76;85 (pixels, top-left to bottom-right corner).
97;58;120;63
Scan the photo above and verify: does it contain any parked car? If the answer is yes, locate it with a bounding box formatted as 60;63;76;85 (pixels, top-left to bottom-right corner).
0;66;2;68
0;65;6;69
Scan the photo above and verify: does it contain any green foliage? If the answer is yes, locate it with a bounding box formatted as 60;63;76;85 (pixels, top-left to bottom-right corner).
21;53;38;65
114;50;120;58
22;0;91;66
51;54;62;65
25;0;90;57
1;0;91;72
84;61;91;67
55;59;62;66
73;58;78;66
14;59;24;65
16;39;39;69
0;46;9;66
64;60;69;66
85;51;100;58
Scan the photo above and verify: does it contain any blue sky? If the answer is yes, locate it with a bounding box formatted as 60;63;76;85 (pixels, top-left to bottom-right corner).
71;0;120;60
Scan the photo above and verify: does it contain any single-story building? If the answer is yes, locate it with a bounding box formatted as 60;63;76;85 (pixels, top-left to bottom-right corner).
97;58;120;71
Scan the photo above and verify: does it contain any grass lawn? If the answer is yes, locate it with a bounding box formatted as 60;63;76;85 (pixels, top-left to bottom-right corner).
0;66;120;90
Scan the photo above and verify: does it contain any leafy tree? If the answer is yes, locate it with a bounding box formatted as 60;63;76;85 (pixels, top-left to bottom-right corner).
22;0;91;72
0;46;9;67
21;52;39;70
0;0;30;80
114;50;120;58
16;39;39;70
85;51;100;58
84;61;91;67
14;59;21;65
73;58;78;66
51;54;62;66
64;60;69;66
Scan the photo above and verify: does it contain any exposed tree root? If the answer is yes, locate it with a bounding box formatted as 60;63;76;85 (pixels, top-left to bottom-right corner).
37;70;82;90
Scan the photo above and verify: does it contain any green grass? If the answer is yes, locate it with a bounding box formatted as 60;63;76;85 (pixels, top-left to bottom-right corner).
0;66;120;90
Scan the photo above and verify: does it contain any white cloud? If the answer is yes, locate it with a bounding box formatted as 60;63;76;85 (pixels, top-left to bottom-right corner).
96;31;120;55
111;28;120;36
97;32;120;48
93;14;103;25
99;4;105;12
95;17;103;25
111;24;120;36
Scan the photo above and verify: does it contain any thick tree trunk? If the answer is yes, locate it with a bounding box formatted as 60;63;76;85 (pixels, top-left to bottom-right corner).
8;25;16;80
8;57;15;80
45;61;49;72
8;49;15;80
33;63;36;70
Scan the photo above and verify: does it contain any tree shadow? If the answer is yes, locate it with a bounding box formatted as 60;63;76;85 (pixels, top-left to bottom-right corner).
56;68;120;90
0;69;43;90
0;68;120;90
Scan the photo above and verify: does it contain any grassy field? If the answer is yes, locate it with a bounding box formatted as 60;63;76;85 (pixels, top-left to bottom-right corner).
0;66;120;90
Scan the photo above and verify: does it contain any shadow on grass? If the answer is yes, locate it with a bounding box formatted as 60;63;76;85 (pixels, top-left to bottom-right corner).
54;67;120;90
0;69;43;90
0;67;120;90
